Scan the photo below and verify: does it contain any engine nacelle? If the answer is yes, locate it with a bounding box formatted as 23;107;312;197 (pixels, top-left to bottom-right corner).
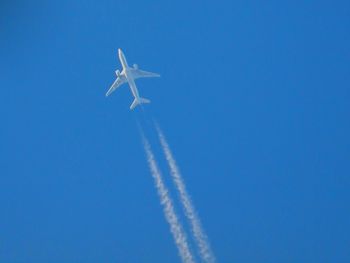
115;70;121;77
133;64;138;69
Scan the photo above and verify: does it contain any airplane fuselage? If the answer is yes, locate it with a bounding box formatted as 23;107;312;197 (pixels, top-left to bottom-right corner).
118;49;141;101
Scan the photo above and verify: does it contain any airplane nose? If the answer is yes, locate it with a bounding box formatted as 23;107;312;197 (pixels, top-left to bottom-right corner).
118;48;122;55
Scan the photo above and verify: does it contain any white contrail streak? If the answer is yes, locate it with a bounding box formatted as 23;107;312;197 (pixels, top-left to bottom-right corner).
156;125;216;263
142;135;195;263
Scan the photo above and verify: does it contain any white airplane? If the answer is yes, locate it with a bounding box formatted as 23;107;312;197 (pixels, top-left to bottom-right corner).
106;49;160;110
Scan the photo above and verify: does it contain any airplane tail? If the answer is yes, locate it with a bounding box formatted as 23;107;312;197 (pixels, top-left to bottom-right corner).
130;97;151;110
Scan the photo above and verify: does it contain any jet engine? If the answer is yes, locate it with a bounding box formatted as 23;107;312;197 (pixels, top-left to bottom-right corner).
115;70;121;77
133;64;138;69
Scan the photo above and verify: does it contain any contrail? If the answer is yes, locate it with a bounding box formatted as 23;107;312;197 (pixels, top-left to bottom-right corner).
141;134;196;263
156;125;216;263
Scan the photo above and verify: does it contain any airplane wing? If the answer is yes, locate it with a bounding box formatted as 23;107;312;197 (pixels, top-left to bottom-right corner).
106;75;127;97
130;68;160;79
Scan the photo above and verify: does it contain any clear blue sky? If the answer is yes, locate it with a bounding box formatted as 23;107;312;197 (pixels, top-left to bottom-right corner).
1;1;349;262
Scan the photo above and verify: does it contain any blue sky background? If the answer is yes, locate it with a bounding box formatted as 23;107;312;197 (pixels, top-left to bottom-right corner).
1;0;350;262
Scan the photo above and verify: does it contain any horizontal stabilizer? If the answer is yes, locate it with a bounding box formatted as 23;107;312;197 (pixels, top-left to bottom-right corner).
130;97;151;110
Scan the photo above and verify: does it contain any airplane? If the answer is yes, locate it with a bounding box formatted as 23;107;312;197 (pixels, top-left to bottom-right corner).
106;49;160;110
